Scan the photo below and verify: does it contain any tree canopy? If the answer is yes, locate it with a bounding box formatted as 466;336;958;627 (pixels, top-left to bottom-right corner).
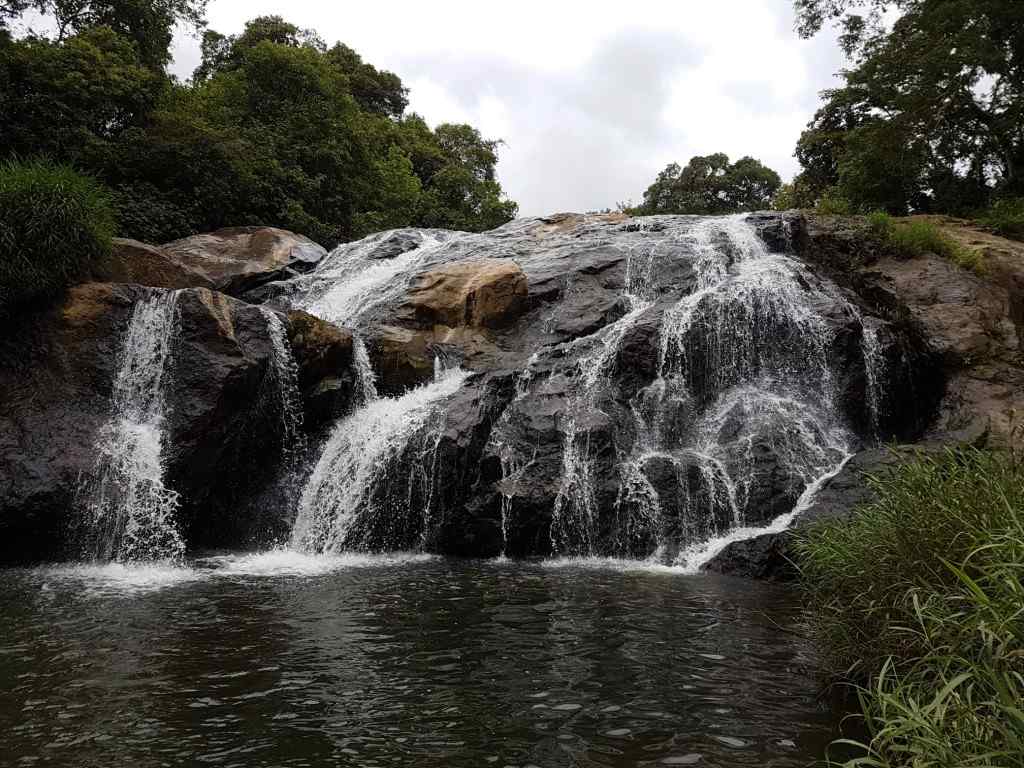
791;0;1024;214
633;154;782;215
0;11;517;245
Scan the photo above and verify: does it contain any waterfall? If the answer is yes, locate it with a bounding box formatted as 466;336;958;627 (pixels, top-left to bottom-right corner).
77;291;185;563
550;215;870;562
298;231;447;327
291;367;470;553
261;309;307;464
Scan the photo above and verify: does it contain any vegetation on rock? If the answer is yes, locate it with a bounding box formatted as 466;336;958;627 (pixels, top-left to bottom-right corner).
0;158;116;316
796;447;1024;766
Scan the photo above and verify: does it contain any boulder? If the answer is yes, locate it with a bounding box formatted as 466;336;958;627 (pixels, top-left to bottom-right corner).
99;238;214;289
399;258;528;329
162;226;327;295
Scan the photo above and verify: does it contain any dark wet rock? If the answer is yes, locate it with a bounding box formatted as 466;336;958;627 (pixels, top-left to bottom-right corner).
702;532;797;581
285;310;356;432
0;284;328;563
0;283;146;563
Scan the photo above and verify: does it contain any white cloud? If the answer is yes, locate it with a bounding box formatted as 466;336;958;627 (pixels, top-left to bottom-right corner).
170;0;845;216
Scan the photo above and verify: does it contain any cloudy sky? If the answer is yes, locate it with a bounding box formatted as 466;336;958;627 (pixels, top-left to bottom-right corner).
170;1;845;216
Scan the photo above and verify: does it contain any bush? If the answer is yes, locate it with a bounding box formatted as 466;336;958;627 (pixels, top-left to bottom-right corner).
981;198;1024;242
816;189;853;215
0;159;116;315
796;448;1024;766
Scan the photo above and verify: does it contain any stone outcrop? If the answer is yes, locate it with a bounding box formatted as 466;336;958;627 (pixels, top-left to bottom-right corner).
162;226;327;295
100;238;215;289
0;283;354;562
5;210;1023;569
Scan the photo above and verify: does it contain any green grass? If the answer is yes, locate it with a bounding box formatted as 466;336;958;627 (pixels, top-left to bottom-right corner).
980;198;1024;242
0;158;116;316
865;212;984;274
796;447;1024;767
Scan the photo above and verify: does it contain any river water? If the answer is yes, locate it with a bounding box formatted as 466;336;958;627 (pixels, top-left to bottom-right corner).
0;554;842;767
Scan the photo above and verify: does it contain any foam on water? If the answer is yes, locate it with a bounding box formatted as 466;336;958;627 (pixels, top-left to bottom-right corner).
204;549;437;577
34;562;200;596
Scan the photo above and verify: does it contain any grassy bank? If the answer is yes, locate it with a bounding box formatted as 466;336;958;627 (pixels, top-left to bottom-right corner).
795;448;1024;766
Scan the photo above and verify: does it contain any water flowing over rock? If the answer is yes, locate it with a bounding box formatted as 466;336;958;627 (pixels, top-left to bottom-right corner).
291;367;471;553
76;291;185;562
10;210;1020;571
274;213;928;564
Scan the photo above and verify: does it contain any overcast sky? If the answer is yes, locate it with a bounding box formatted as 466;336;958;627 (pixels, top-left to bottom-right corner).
169;1;845;217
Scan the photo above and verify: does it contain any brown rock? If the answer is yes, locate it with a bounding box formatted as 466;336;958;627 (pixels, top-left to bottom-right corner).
286;310;356;430
401;259;528;329
99;239;214;290
162;226;326;294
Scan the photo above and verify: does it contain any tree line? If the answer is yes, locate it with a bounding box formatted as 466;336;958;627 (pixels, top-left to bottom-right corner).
632;0;1022;223
0;2;518;246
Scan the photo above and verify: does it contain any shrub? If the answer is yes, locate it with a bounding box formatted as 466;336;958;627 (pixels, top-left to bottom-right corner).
796;448;1024;766
816;189;853;215
0;159;116;315
981;198;1024;242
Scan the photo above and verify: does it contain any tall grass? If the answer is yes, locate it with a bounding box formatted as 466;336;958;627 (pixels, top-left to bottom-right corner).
866;212;984;274
0;158;116;316
796;448;1024;767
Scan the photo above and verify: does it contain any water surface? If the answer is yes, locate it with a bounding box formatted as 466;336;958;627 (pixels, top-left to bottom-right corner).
0;554;840;767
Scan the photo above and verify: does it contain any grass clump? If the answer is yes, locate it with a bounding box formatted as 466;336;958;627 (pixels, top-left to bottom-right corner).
796;447;1024;767
981;198;1024;242
0;158;116;317
865;212;984;274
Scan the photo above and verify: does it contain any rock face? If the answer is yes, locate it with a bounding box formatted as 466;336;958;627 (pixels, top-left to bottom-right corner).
162;227;327;295
4;211;1023;570
0;283;354;563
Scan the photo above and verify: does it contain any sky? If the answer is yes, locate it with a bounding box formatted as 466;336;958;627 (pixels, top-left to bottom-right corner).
169;1;847;217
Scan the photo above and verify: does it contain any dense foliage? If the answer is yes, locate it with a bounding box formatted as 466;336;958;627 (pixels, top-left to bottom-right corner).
790;0;1024;216
796;448;1024;766
632;153;781;215
0;10;517;246
0;158;116;315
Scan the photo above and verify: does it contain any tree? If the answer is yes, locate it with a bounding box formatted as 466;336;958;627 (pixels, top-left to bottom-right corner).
636;153;781;215
0;9;517;245
9;0;206;68
792;0;1024;212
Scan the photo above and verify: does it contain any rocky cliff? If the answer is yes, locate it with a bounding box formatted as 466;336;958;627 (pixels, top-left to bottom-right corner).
2;214;1021;569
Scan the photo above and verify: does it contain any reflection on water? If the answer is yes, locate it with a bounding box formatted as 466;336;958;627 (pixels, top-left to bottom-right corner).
0;556;841;767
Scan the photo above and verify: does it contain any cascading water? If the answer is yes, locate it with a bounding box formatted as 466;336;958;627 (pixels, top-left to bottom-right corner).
261;309;307;464
549;216;869;563
291;367;470;553
77;291;185;562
